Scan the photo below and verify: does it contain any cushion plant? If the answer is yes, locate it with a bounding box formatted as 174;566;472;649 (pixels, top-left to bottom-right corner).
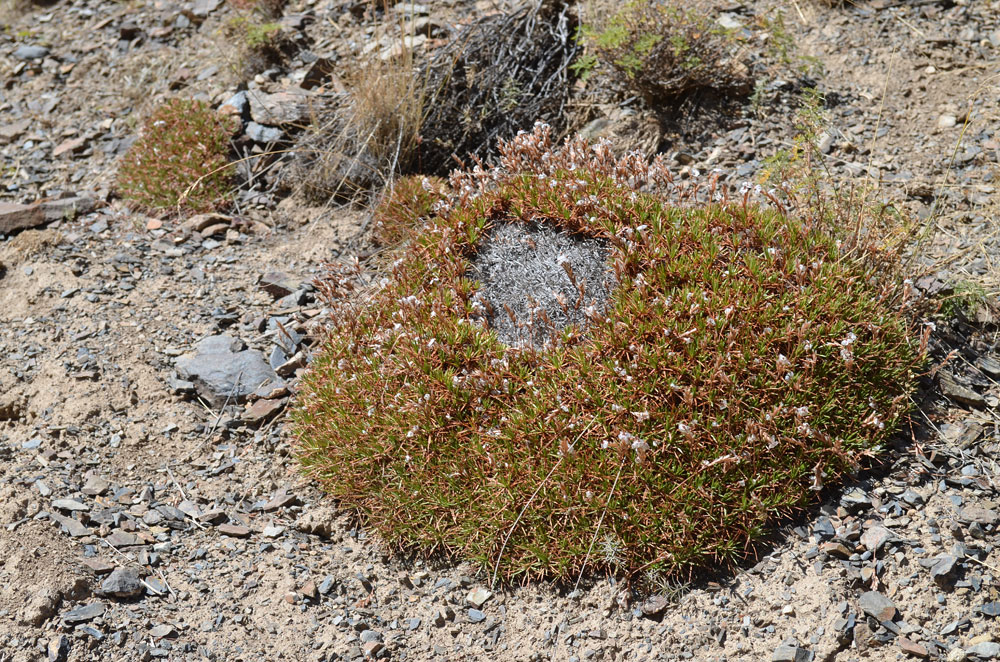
294;124;924;584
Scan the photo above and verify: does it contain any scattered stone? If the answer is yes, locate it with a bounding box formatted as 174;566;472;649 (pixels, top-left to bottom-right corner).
939;372;986;409
259;271;299;299
362;641;384;658
468;609;486;623
53;136;88;157
299;580;318;600
640;594;670;619
81;558;114;574
0;196;94;234
930;554;958;583
938;114;958;129
61;602;106;625
100;568;143;599
467;587;492;608
967;642;1000;659
245;121;282;143
51;498;89;512
243;397;285;425
899;637;930;658
14;45;50;60
105;530;141;547
46;634;68;662
149;624;177;639
218;523;251;538
860;525;894;553
261;490;298;512
81;476;110;496
772;637;813;662
859;591;897;621
0;118;31;143
247;89;308;126
49;512;92;537
175;335;281;406
958;506;998;526
981;602;1000;618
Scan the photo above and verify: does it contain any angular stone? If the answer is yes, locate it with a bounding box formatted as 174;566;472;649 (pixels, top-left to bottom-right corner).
81;558;114;575
81;476;109;496
859;591;897;622
259;271;298;299
820;541;852;558
466;587;492;608
105;530;141;547
149;624;177;638
49;512;92;537
939;372;986;409
247;89;309;126
218;524;251;538
175;335;280;407
981;602;1000;618
958;506;998;526
967;642;1000;659
0;201;45;234
47;634;68;662
242;398;285;426
245;121;282;143
53;136;87;157
0;118;31;143
930;555;958;582
773;638;813;662
899;637;929;658
198;509;228;525
14;45;49;60
51;499;89;512
260;490;298;512
860;525;894;553
101;568;143;599
61;602;105;624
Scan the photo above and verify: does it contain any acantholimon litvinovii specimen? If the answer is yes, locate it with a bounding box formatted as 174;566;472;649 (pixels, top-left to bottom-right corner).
294;124;924;584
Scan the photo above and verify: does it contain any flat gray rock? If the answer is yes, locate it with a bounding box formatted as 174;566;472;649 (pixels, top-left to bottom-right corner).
967;642;1000;659
175;335;280;407
14;45;49;60
61;602;105;624
101;568;143;599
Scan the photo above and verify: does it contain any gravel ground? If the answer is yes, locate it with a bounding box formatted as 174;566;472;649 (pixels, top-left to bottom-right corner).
1;0;999;660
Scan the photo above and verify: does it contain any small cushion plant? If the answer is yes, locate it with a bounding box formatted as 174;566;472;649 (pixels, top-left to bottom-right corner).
294;124;924;584
575;0;751;107
117;98;236;213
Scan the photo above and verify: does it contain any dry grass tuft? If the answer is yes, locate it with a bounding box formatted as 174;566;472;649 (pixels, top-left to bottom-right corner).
294;124;926;584
283;50;424;204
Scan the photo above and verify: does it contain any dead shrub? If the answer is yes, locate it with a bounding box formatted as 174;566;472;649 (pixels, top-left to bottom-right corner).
414;0;581;174
282;0;580;203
